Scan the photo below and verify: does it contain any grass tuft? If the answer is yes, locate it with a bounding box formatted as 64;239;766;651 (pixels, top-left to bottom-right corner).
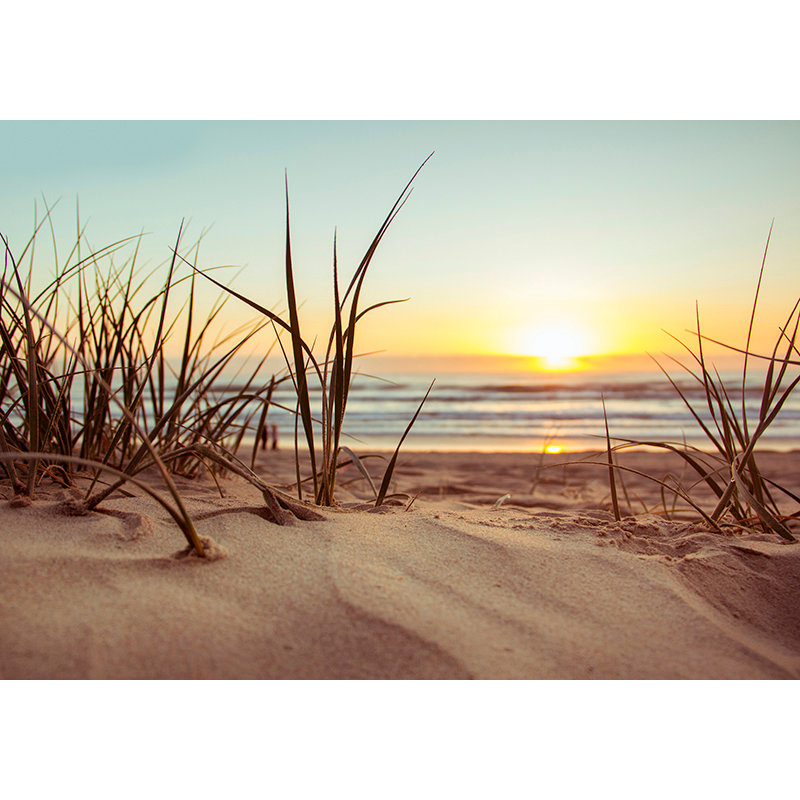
0;162;434;554
595;227;799;540
182;156;435;509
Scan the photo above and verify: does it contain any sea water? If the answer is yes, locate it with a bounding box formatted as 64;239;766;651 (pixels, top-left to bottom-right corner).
238;369;800;453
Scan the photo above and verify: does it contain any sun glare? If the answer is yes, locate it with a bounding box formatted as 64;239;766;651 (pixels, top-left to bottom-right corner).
515;323;590;371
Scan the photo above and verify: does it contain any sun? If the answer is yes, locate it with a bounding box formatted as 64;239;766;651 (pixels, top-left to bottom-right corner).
514;322;590;370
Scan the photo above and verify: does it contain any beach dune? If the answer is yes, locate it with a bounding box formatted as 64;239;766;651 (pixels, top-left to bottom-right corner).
1;450;799;679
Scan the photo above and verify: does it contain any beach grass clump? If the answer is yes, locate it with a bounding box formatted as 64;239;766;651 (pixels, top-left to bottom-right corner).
600;227;800;541
179;156;434;508
0;162;433;554
0;222;220;555
1;218;278;465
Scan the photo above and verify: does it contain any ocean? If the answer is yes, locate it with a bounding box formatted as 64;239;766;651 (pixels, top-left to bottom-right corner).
246;368;800;453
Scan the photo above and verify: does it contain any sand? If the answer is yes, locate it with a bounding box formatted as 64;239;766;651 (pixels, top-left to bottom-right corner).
1;449;800;679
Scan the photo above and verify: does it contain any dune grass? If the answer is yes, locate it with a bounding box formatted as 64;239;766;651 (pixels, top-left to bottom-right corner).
0;223;213;554
0;162;433;555
12;163;793;547
596;228;800;540
177;156;434;508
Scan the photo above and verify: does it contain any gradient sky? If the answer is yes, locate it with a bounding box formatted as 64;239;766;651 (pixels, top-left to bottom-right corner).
2;121;799;373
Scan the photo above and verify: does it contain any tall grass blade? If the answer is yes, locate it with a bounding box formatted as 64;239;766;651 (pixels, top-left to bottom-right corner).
327;232;345;503
283;175;319;500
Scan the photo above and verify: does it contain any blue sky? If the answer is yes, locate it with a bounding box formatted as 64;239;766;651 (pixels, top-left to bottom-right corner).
2;121;799;371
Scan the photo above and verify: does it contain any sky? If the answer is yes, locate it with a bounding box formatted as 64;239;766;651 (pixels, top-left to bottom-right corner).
2;120;799;374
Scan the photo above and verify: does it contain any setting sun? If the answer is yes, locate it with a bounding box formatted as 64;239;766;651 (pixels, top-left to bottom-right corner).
514;323;591;370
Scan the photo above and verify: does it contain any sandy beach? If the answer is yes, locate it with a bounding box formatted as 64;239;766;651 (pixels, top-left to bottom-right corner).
2;448;799;680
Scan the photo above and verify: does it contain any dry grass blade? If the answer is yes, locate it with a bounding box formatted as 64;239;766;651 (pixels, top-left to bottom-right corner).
0;451;203;545
187;443;325;525
375;380;434;507
741;220;773;440
547;454;721;529
731;456;795;541
601;394;621;521
338;445;378;499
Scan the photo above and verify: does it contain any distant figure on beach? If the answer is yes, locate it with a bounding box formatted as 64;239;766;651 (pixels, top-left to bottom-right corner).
259;424;280;450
